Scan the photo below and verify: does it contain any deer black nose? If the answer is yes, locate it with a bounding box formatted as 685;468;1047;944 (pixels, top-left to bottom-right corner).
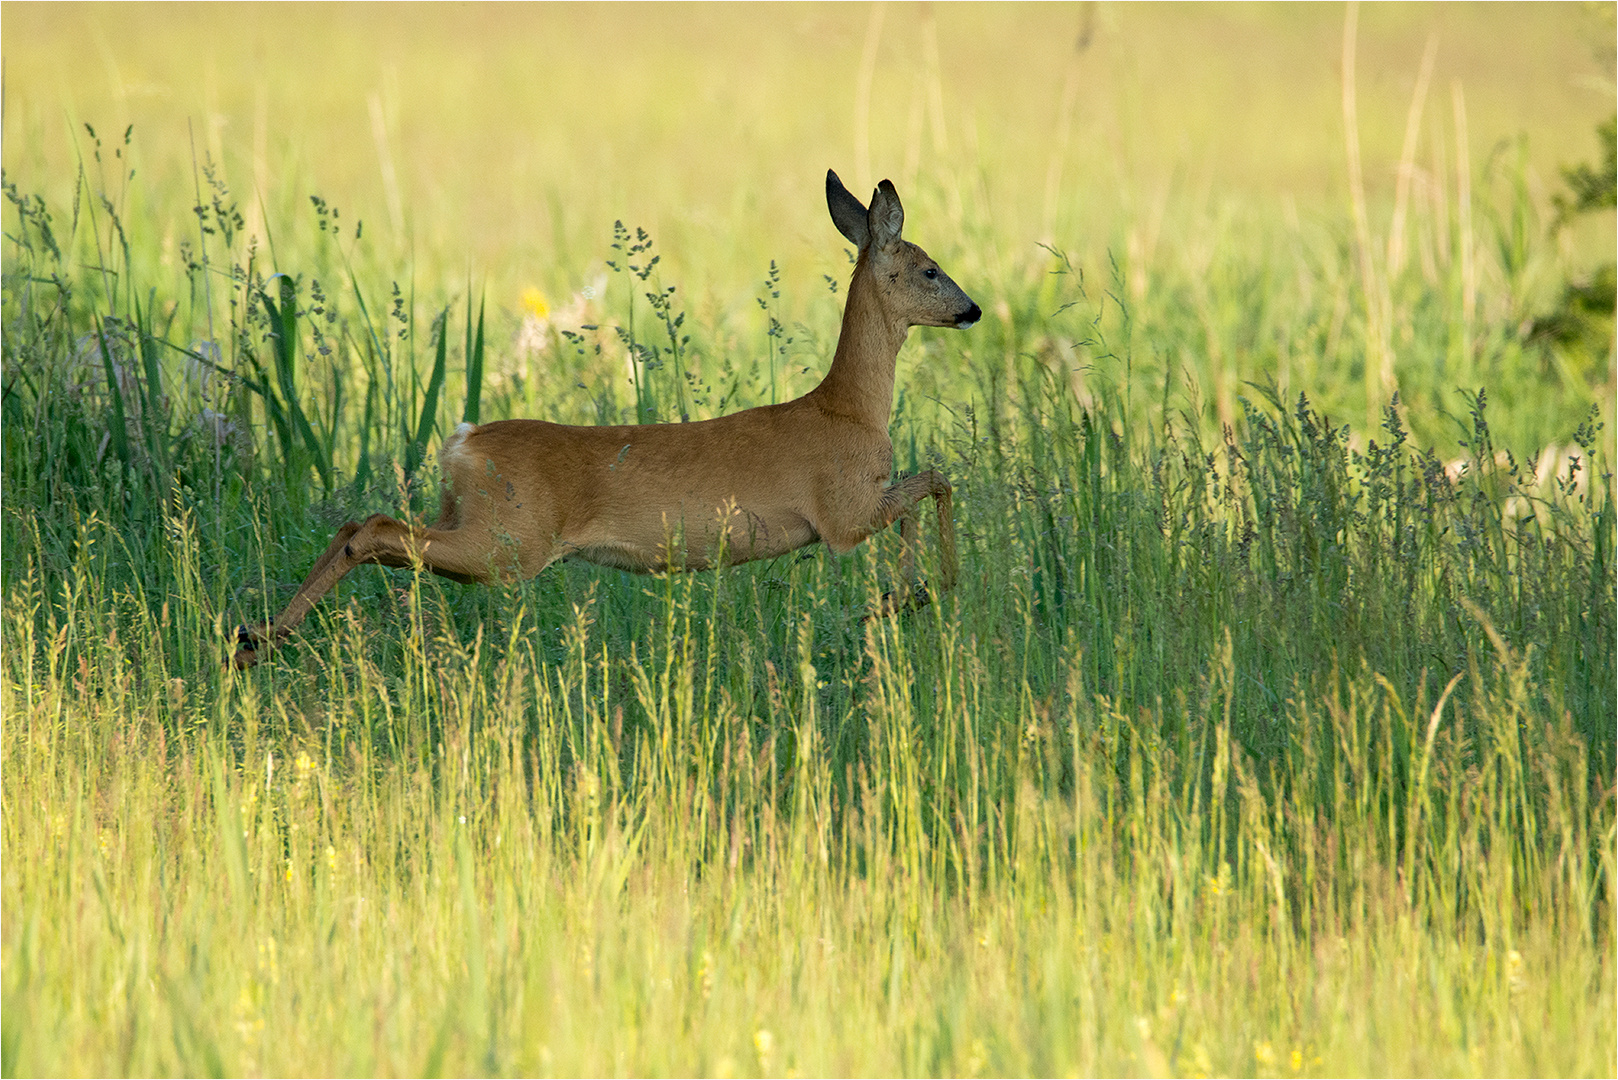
955;303;982;328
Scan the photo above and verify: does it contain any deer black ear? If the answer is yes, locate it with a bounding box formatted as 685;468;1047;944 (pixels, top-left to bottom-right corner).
827;170;870;249
868;180;905;247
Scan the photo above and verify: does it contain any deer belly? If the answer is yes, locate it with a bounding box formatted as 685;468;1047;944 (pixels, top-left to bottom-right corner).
564;502;817;573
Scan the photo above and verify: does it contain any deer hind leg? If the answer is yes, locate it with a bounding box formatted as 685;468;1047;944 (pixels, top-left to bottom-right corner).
232;512;522;669
859;470;958;620
233;521;362;663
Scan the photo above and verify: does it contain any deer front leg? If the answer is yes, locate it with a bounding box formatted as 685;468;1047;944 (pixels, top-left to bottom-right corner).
858;470;957;619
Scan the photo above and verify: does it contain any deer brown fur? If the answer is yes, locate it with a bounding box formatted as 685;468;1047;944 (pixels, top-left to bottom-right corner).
232;170;979;669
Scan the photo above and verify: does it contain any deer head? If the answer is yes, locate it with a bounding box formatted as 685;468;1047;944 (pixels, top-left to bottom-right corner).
827;170;981;330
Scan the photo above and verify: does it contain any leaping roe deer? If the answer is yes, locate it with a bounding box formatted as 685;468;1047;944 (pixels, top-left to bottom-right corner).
231;170;980;669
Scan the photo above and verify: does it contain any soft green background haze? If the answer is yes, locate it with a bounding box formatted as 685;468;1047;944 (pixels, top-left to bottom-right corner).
5;2;1612;322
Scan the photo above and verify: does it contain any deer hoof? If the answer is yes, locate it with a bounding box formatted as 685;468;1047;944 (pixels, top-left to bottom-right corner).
230;624;269;669
862;581;933;621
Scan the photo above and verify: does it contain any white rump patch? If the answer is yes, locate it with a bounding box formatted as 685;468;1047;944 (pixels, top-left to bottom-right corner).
440;422;478;469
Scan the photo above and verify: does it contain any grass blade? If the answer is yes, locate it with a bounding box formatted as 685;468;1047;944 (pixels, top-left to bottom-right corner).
259;274;333;491
464;288;485;425
407;307;449;478
93;316;130;472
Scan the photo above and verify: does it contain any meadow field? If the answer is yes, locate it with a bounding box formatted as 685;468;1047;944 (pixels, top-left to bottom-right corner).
2;3;1615;1075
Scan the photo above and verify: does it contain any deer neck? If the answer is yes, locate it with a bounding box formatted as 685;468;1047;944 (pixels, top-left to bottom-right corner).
810;260;909;429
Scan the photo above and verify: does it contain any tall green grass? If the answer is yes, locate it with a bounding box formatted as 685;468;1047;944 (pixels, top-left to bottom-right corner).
2;387;1612;1072
3;83;1615;1078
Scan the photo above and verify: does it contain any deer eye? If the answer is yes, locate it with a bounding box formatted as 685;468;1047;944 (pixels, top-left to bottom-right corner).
924;268;938;280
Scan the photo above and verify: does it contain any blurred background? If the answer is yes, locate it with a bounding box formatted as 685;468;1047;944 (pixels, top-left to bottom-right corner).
6;4;1611;280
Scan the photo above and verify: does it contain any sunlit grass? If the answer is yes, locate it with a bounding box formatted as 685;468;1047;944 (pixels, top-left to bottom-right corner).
3;469;1613;1073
